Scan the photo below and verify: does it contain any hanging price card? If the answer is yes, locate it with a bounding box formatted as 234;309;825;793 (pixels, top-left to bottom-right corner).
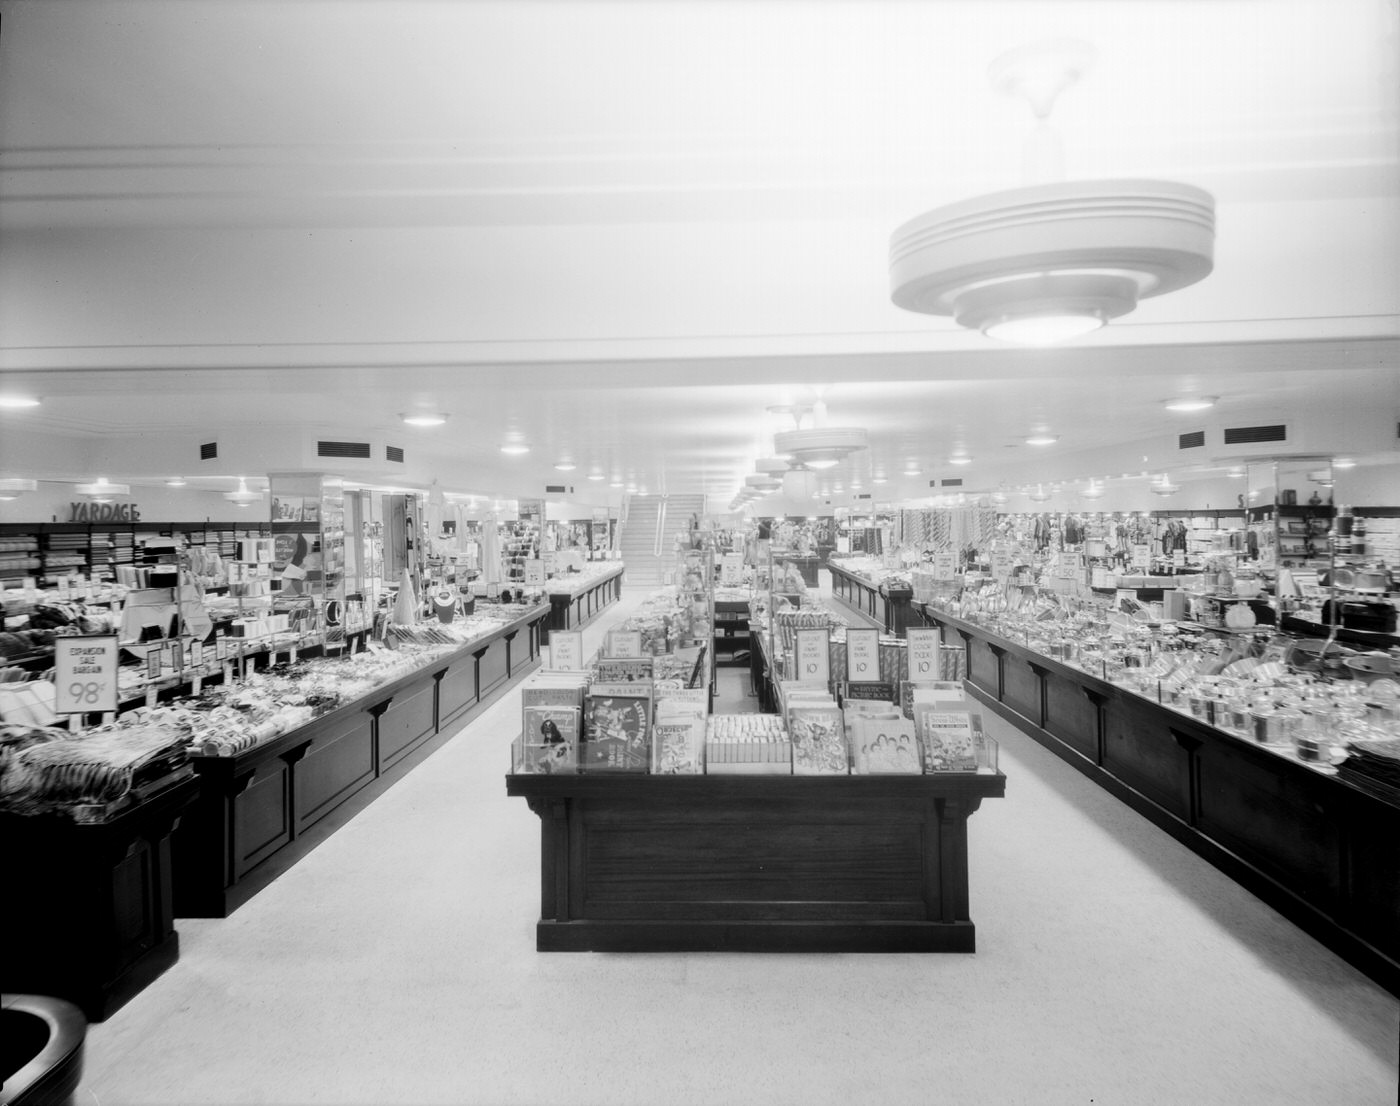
905;628;942;680
54;635;119;714
189;640;203;668
991;550;1014;579
170;640;183;671
795;627;831;684
550;630;584;671
931;552;958;580
145;650;162;679
845;628;881;683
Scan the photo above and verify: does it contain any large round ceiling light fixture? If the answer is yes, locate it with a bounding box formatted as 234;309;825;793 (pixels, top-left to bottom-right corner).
75;477;130;502
224;477;264;506
889;40;1214;345
773;427;868;470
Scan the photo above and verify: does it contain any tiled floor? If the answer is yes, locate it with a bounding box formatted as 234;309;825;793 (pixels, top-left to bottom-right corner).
79;582;1400;1106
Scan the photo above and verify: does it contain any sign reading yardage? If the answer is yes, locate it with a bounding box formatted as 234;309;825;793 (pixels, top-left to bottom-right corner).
905;628;942;680
795;627;831;684
550;630;584;670
54;635;119;714
845;628;881;682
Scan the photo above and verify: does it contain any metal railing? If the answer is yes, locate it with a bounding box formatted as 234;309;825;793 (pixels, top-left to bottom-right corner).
653;495;668;558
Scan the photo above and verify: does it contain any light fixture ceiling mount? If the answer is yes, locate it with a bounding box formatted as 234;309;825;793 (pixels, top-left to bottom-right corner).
773;427;868;471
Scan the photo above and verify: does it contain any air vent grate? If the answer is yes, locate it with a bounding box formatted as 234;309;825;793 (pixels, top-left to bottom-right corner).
1223;424;1286;445
545;484;567;494
385;445;404;463
857;493;872;500
199;442;217;460
318;440;371;459
1178;430;1206;449
940;478;963;487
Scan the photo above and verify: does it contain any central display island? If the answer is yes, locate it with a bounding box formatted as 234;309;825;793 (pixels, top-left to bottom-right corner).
506;772;1006;953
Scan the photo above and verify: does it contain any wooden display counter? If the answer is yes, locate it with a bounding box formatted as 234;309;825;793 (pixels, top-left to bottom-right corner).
826;560;916;635
545;564;625;642
1;776;198;1021
173;603;550;918
916;604;1400;995
506;771;1005;953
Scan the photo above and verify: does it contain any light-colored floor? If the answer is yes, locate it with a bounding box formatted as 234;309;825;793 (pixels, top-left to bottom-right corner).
81;581;1399;1106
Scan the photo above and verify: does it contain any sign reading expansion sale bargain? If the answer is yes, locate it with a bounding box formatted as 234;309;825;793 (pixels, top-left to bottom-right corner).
54;634;120;714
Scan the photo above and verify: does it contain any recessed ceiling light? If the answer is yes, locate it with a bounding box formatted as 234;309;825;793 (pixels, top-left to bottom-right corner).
401;413;448;427
166;478;187;487
872;477;887;484
1163;396;1217;413
587;473;605;481
500;444;530;455
1332;458;1357;469
948;456;973;465
1025;435;1059;446
554;462;576;472
610;480;624;488
0;394;41;409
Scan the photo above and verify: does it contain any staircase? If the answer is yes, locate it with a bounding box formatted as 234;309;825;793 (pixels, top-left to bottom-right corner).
619;494;708;588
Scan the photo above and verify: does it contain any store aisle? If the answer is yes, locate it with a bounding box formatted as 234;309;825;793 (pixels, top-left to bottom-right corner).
80;586;1398;1106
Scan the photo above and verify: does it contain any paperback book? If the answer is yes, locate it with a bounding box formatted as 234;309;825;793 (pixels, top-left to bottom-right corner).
851;714;922;774
917;706;982;773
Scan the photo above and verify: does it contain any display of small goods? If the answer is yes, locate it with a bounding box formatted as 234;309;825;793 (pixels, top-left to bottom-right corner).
705;712;792;775
0;721;192;821
925;585;1400;775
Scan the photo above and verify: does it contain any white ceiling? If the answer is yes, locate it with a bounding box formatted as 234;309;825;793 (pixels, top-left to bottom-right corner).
1;0;1398;505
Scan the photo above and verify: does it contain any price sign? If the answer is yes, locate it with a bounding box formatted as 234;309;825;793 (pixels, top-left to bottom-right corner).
845;628;881;682
991;550;1013;579
906;628;942;680
795;628;831;684
54;635;119;714
720;554;743;586
542;551;557;577
189;640;203;668
931;552;958;580
145;649;161;679
1131;544;1151;569
524;559;545;586
606;629;643;658
1058;551;1083;579
550;630;584;671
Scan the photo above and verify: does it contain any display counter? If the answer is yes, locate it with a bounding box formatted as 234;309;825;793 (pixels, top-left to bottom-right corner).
826;559;917;636
173;602;550;917
545;563;625;642
915;603;1400;995
506;771;1005;953
1;775;198;1020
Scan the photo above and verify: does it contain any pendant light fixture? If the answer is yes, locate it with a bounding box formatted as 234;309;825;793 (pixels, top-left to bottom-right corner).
224;476;264;506
771;400;868;471
75;477;131;502
889;40;1214;344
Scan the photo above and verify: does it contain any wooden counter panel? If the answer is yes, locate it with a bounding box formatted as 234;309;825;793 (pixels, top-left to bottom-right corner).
966;636;1001;698
477;636;510;697
1101;695;1190;820
1346;801;1400;954
378;680;438;771
293;713;376;831
1044;678;1100;761
437;661;478;727
1196;741;1343;907
232;757;294;879
1002;653;1042;724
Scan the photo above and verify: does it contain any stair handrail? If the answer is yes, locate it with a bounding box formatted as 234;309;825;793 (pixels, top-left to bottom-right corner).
653;495;668;558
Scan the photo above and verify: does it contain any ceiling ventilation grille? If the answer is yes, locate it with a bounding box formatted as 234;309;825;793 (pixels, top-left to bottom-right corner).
317;440;371;459
385;445;404;463
199;442;217;460
941;478;964;487
1223;424;1286;445
1178;430;1206;449
857;493;872;500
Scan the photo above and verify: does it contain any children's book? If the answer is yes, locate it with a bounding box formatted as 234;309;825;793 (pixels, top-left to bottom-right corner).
520;705;580;774
787;705;849;775
582;693;651;772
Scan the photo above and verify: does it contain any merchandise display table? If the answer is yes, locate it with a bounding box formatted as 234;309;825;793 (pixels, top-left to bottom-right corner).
826;559;914;634
915;604;1400;995
174;603;550;917
506;772;1006;953
545;563;625;642
1;776;199;1020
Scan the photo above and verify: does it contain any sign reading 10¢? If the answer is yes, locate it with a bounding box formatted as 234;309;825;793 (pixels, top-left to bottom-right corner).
54;635;120;714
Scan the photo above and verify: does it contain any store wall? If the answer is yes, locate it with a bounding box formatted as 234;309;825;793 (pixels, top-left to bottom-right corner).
1334;462;1400;508
0;481;262;525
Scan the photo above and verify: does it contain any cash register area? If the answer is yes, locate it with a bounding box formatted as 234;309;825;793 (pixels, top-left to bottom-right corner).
79;579;1398;1106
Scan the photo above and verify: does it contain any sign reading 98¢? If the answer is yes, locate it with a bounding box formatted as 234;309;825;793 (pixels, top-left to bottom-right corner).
54;635;120;714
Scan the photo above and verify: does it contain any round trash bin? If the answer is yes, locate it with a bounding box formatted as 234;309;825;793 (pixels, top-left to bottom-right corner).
1;994;86;1106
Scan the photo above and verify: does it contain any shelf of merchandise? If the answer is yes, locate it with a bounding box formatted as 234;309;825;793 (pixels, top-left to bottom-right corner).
543;562;625;642
1;775;200;1021
506;769;1005;953
0;521;269;586
173;602;551;918
911;603;1399;997
712;599;750;667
